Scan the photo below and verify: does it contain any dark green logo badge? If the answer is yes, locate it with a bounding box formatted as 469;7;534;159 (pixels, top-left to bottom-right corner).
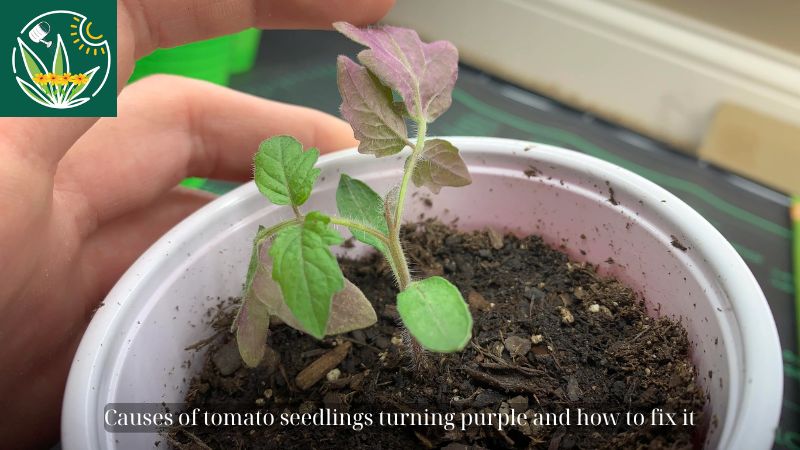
3;2;116;116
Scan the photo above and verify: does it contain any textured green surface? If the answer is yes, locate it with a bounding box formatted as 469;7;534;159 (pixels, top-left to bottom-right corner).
397;276;472;352
335;174;388;255
129;29;261;86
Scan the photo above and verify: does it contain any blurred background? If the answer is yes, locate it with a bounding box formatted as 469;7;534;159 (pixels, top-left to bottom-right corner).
128;1;800;448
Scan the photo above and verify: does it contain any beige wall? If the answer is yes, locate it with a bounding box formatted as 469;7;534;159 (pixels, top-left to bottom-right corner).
638;0;800;56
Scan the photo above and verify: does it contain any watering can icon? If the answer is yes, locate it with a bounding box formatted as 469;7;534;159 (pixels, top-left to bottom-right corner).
28;21;52;48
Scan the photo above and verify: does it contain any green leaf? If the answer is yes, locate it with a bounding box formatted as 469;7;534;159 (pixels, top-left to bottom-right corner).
336;174;389;254
269;212;345;338
15;77;51;107
67;66;100;101
245;223;376;338
252;258;377;335
17;38;48;93
52;35;69;75
337;56;408;156
254;135;321;206
412;139;472;194
239;222;297;302
397;276;473;352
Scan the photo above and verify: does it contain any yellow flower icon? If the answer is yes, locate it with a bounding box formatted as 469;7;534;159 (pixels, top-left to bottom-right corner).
43;73;56;84
53;74;70;86
33;73;47;85
69;73;88;85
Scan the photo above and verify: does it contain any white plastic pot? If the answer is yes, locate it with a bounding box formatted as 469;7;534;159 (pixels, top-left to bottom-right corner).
63;137;782;450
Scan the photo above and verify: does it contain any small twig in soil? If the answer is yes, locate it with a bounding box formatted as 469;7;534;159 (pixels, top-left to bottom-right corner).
414;431;435;449
471;342;503;363
184;334;221;352
471;342;543;376
628;326;651;343
479;362;545;377
546;338;563;372
340;336;382;353
169;428;214;450
450;389;482;407
464;366;537;394
531;391;542;406
295;341;352;390
300;348;329;359
278;363;294;392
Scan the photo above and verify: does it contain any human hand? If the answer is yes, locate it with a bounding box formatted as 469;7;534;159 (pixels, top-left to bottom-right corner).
0;0;394;447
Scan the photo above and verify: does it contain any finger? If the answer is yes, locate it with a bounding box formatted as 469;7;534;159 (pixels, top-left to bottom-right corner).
79;188;215;299
1;328;75;449
120;0;396;62
4;188;216;448
3;0;393;178
58;74;356;237
0;117;96;215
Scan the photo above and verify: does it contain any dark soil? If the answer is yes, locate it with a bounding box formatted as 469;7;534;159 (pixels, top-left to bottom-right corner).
167;221;705;449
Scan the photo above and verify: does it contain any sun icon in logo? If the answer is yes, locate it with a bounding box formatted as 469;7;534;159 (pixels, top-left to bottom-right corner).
12;10;112;109
69;15;107;57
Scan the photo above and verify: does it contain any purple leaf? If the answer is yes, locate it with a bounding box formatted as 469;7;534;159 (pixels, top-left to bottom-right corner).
337;56;408;157
412;139;472;193
233;291;270;368
334;22;458;122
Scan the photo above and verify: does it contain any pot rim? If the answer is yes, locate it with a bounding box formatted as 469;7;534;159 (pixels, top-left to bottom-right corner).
62;137;782;450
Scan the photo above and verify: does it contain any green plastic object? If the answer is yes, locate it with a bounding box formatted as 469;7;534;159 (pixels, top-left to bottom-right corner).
230;28;262;74
129;29;261;86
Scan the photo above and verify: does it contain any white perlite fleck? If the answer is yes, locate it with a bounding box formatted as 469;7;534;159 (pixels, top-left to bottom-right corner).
558;306;575;325
326;368;341;382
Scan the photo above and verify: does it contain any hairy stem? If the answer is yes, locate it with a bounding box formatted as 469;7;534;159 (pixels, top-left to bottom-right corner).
387;236;411;289
393;120;427;232
387;119;427;290
291;204;302;218
328;216;391;247
255;217;303;246
390;113;428;369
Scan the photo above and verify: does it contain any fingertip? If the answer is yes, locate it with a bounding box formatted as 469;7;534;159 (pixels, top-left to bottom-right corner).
305;110;358;154
261;0;396;30
344;0;396;27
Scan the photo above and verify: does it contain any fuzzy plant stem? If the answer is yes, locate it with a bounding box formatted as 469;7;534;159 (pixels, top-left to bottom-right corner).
328;217;392;247
394;120;427;233
390;119;427;289
388;118;429;369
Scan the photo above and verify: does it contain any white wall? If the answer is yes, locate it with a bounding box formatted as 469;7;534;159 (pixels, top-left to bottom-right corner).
385;0;800;153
